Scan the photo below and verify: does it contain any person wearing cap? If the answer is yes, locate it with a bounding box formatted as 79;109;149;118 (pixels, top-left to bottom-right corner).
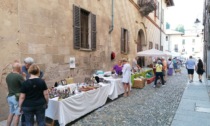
6;62;24;126
22;57;44;80
153;60;165;88
121;58;132;97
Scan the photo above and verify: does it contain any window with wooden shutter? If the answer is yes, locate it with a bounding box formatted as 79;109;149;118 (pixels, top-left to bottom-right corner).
161;8;164;24
155;1;159;19
121;28;129;54
149;42;153;49
174;44;178;52
160;46;163;51
73;5;81;49
73;5;96;51
91;13;96;50
155;44;159;49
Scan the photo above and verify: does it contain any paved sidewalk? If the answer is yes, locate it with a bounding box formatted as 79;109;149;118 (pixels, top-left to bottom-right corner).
171;77;210;126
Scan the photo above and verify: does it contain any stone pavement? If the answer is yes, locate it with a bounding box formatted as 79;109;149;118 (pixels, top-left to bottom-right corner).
171;75;210;126
69;68;188;126
1;68;210;126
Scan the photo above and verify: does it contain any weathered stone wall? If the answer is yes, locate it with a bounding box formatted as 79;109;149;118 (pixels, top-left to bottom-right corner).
0;0;162;120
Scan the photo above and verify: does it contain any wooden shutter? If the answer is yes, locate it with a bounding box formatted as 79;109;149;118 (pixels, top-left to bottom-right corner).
127;31;129;53
121;28;125;53
91;13;96;50
160;46;163;51
73;5;81;49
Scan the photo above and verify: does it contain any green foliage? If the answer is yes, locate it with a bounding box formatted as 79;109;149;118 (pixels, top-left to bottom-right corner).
166;22;170;29
175;24;185;34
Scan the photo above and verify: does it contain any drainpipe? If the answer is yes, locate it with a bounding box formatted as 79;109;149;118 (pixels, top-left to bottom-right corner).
160;0;162;50
109;0;114;33
109;0;114;65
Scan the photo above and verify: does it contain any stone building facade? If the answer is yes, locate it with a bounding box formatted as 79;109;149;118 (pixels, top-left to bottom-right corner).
203;0;210;79
0;0;173;120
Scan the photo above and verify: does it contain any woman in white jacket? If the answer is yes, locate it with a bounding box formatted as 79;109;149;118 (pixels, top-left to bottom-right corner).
122;58;132;97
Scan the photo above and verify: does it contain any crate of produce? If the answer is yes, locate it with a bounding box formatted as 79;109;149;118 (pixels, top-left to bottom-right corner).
132;78;146;89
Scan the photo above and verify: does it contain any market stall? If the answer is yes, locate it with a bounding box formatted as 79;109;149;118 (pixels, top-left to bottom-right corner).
45;83;110;126
135;49;171;85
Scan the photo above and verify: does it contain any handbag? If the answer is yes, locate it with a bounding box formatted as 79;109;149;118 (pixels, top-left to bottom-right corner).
14;93;20;101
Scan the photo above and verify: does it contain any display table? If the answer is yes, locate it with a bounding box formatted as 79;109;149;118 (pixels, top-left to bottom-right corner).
45;83;110;126
102;77;124;100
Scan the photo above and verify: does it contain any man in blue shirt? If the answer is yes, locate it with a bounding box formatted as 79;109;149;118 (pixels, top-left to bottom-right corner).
185;56;196;83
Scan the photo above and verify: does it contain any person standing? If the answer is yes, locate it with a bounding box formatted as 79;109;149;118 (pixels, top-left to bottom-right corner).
153;60;165;88
121;58;132;97
19;64;49;126
185;56;196;83
167;58;173;76
162;57;167;82
6;62;24;126
132;57;141;73
21;57;44;125
196;59;205;82
172;57;178;72
22;57;44;80
111;60;122;75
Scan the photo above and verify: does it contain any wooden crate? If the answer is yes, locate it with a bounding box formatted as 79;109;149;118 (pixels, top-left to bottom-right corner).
132;79;145;88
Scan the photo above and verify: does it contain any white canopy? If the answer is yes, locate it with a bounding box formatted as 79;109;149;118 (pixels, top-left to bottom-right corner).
137;49;170;57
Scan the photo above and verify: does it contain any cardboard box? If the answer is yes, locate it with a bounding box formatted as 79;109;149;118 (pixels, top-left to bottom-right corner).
133;79;145;88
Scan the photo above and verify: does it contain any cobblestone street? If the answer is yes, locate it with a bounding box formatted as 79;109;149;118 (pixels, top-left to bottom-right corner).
68;68;188;126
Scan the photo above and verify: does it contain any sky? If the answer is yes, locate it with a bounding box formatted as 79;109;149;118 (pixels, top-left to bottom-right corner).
165;0;204;30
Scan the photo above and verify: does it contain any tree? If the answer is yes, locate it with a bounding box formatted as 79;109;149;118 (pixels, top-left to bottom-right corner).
166;22;170;29
175;25;185;34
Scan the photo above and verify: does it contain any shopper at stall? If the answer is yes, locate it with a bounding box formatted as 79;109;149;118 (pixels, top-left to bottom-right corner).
111;60;122;75
19;64;49;125
162;57;167;82
6;62;24;126
172;57;178;71
22;57;44;80
21;57;44;125
121;58;132;97
196;59;205;82
167;58;173;76
132;57;141;73
153;60;164;88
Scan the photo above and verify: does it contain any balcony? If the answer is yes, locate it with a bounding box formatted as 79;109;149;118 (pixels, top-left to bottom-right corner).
165;0;174;7
137;0;156;16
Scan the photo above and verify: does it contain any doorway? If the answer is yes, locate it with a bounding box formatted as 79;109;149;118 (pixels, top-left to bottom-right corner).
137;29;145;67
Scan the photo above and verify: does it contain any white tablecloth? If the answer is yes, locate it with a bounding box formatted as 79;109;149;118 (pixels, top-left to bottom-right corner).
45;84;110;126
102;77;125;100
